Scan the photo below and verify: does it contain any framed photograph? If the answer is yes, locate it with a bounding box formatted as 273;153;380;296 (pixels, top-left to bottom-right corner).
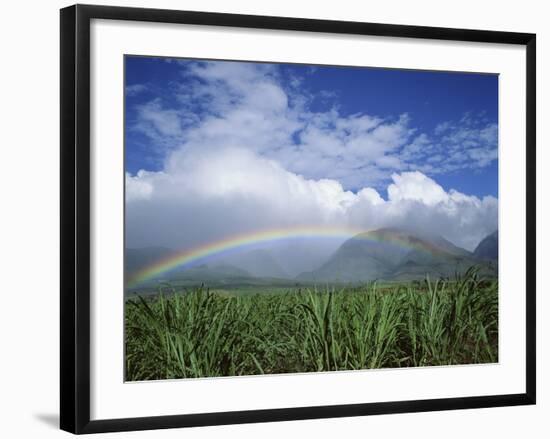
60;4;536;434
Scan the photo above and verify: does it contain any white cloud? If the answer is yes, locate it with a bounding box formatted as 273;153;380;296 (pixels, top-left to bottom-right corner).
135;99;184;138
125;170;156;202
125;83;147;96
127;145;497;252
131;61;497;191
425;119;498;172
387;171;448;206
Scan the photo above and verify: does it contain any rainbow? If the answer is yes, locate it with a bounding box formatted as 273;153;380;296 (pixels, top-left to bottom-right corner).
125;225;443;288
125;225;367;288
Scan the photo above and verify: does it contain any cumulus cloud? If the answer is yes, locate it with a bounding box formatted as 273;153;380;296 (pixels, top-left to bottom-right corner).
126;145;497;252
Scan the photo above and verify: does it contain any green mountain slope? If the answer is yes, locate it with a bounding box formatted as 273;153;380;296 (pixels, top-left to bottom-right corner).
297;228;491;282
473;230;498;261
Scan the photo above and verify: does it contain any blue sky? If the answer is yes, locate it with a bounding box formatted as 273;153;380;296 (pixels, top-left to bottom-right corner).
125;56;498;198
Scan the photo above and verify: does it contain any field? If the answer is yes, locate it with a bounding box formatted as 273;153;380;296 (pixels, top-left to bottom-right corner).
125;268;498;381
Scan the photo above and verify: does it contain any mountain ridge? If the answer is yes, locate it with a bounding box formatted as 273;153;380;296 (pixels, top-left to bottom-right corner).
125;229;497;287
297;228;495;282
473;230;498;261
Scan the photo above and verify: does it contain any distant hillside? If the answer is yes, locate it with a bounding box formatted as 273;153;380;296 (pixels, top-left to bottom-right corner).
169;264;252;282
211;248;289;279
268;240;343;278
297;228;492;282
126;229;498;287
126;246;291;281
473;231;498;261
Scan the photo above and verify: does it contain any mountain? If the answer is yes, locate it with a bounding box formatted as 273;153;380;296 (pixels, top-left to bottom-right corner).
169;263;252;282
268;240;344;278
211;248;289;279
126;229;498;287
473;231;498;261
297;228;480;282
125;246;257;285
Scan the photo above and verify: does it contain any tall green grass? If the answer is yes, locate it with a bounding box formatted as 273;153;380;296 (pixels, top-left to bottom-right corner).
125;267;498;381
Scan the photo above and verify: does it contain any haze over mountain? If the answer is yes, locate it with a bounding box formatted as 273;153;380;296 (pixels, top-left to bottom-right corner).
125;246;174;276
297;228;496;282
169;264;252;282
125;238;344;285
211;248;288;279
125;228;498;288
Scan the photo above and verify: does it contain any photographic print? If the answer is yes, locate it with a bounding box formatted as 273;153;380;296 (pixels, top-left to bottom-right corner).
124;56;499;382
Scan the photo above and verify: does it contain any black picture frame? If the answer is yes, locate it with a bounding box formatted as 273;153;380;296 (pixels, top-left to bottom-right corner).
60;4;536;434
